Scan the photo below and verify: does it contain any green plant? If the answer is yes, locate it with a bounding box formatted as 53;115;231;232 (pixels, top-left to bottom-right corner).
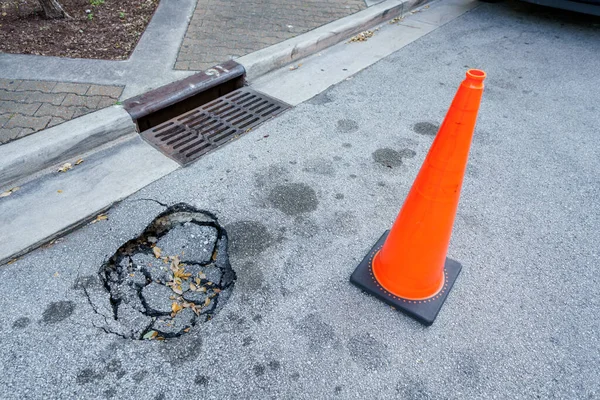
90;0;104;6
87;12;93;20
119;11;125;18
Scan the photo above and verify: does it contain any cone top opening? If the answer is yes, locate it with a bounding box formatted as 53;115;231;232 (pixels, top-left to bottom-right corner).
466;69;486;82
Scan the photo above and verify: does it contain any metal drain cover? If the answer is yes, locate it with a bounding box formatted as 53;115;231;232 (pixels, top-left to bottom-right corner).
139;87;290;165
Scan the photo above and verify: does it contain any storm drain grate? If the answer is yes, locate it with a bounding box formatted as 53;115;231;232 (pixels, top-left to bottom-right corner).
139;87;290;165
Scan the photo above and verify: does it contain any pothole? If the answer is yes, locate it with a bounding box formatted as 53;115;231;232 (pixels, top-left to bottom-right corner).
97;203;235;340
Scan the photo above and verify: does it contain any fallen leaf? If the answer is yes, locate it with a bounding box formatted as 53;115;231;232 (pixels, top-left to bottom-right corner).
0;187;20;198
172;302;183;314
195;277;201;285
53;272;60;277
90;214;108;224
389;16;403;24
203;298;211;307
189;282;197;291
197;286;207;293
183;327;191;333
213;288;221;294
7;258;19;265
172;286;183;295
58;163;72;173
156;336;165;341
57;190;63;194
348;30;374;43
152;246;162;258
197;272;206;280
142;330;158;340
75;158;84;165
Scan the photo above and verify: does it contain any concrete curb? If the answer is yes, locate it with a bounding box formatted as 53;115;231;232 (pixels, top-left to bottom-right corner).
0;106;136;188
238;0;431;80
0;0;429;189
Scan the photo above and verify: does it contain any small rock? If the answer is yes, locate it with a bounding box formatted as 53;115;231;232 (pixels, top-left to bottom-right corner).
141;283;175;314
132;253;170;283
203;265;222;284
156;224;217;263
182;291;208;304
186;263;222;284
154;308;195;335
117;303;153;338
125;270;147;289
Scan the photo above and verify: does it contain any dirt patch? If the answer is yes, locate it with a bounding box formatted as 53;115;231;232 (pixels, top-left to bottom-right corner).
0;0;159;60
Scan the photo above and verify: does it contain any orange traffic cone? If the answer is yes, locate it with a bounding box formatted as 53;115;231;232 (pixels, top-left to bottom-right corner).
350;69;486;326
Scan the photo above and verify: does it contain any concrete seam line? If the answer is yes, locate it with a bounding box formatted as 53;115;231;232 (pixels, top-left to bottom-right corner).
237;0;432;81
0;106;136;188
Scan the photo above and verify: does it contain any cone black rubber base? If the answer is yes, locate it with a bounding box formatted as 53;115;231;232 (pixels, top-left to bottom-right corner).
350;230;461;326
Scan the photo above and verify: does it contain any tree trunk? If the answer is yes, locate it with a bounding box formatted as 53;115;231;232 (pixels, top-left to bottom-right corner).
38;0;71;19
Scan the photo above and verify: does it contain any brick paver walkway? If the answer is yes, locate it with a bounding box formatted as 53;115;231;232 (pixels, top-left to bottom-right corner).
0;79;123;144
175;0;367;71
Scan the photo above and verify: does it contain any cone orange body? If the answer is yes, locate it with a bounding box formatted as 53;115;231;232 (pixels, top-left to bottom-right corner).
372;69;486;300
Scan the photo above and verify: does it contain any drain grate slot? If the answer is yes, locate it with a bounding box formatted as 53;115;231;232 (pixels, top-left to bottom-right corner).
140;87;289;166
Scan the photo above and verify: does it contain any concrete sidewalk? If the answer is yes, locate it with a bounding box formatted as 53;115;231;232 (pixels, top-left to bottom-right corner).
0;1;598;399
0;0;372;144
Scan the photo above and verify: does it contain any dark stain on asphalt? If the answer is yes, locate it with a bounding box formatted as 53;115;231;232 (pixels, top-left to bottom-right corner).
342;142;352;148
226;221;274;258
243;336;254;346
308;92;333;105
154;393;166;400
161;336;203;365
131;370;148;383
303;158;336;176
253;314;263;323
396;377;434;399
42;301;75;324
335;386;343;395
268;360;281;371
413;122;439;136
253;364;266;377
372;148;416;168
238;261;265;294
349;174;357;179
255;165;289;189
76;368;105;385
336;119;359;133
297;313;337;351
347;332;389;370
72;275;101;290
268;183;318;215
12;317;30;329
291;372;301;381
335;193;344;200
106;359;126;380
456;352;481;388
195;374;209;386
377;181;386;187
103;388;117;399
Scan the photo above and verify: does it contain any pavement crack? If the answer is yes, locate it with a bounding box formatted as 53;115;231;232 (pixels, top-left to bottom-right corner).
130;198;170;208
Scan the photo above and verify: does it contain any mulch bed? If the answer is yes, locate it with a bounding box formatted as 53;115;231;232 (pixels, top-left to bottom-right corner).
0;0;159;60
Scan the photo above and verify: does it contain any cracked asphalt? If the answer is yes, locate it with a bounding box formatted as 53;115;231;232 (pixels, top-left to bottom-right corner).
1;1;599;399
